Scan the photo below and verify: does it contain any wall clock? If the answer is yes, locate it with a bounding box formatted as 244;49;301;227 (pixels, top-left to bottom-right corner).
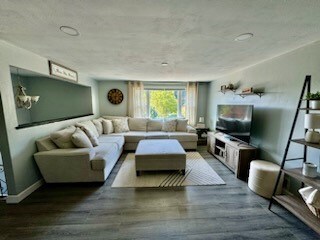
107;89;124;104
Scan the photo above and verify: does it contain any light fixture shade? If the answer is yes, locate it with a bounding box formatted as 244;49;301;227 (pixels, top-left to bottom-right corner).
31;96;40;102
305;114;320;129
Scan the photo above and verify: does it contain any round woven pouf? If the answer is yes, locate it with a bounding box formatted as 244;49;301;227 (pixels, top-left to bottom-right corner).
248;160;283;199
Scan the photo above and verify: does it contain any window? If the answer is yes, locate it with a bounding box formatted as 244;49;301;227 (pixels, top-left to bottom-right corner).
144;89;186;119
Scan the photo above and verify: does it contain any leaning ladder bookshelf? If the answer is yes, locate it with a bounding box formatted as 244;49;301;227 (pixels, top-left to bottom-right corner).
268;75;320;235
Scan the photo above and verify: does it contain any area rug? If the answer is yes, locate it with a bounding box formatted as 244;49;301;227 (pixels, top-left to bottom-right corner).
111;152;225;188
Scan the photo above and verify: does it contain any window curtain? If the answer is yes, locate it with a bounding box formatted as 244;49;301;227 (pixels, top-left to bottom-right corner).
127;81;146;118
186;82;198;126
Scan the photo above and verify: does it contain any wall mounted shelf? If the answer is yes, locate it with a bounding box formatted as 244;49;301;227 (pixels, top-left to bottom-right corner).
218;89;237;94
236;92;264;98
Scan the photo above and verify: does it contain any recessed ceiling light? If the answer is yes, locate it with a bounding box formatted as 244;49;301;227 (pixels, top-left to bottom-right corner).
161;62;168;66
234;33;253;41
60;26;79;36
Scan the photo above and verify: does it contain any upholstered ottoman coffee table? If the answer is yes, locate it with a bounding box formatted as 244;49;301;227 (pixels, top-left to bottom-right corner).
135;139;186;176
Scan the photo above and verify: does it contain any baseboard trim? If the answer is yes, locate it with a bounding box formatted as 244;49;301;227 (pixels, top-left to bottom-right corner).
6;179;44;204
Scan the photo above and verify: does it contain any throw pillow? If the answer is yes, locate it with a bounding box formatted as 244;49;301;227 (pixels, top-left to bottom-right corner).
147;119;163;131
101;119;114;134
112;118;130;133
50;126;76;149
162;119;177;132
80;127;99;147
176;119;188;132
92;119;103;135
128;118;148;131
71;128;93;148
75;121;99;138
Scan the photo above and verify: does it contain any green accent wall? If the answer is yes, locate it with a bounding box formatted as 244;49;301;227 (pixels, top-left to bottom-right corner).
0;40;100;196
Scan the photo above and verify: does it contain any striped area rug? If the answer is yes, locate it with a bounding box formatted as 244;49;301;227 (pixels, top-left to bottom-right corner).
111;152;225;188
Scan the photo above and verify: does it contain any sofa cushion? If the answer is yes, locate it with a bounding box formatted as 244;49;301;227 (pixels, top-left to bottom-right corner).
76;121;99;138
98;135;125;150
103;115;128;120
162;119;177;132
101;119;114;134
128;118;148;131
113;118;130;133
71;128;93;148
147;119;163;131
92;119;103;135
36;136;58;152
145;131;169;139
123;131;147;143
50;126;76;149
168;132;198;142
81;127;99;147
176;119;188;132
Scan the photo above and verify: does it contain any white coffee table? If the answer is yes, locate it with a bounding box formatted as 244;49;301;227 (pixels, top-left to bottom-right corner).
135;139;186;176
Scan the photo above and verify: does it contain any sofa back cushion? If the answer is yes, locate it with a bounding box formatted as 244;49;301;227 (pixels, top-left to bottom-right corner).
113;118;130;133
80;127;99;146
76;121;99;138
128;118;148;131
50;126;76;149
71;128;93;148
101;119;114;134
92;119;103;135
162;119;177;132
36;136;58;152
147;119;163;131
176;119;188;132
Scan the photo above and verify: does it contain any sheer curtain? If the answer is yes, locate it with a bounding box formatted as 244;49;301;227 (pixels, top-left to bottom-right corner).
186;82;198;126
127;81;146;117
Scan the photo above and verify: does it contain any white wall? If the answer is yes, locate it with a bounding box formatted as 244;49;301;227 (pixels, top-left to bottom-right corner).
207;41;320;169
0;40;99;195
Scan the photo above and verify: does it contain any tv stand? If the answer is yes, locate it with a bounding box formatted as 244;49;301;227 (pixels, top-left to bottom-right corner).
207;132;257;181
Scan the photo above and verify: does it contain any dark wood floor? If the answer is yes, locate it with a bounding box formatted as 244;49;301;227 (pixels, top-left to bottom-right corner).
0;146;318;240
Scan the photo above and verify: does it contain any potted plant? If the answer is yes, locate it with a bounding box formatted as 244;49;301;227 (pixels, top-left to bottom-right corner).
306;91;320;109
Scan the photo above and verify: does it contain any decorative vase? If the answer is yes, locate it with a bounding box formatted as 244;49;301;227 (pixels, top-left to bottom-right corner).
302;162;318;178
310;100;320;109
305;130;320;143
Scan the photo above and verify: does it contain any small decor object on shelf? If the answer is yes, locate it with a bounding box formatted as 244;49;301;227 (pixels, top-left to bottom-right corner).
299;186;320;218
49;61;78;82
107;89;124;104
304;114;320;143
220;85;226;92
306;91;320;109
226;83;235;90
302;162;318;178
242;87;253;94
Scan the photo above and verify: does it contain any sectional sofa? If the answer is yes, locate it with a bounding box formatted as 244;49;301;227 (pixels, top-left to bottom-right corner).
34;116;198;183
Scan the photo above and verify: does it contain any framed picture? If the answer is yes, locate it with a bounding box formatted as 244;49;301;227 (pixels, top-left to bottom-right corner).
49;61;78;82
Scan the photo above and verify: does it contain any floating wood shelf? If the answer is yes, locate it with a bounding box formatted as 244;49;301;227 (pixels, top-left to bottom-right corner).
218;89;237;94
272;195;320;235
236;92;264;98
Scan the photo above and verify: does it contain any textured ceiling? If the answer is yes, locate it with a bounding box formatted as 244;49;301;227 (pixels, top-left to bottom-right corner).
1;0;320;81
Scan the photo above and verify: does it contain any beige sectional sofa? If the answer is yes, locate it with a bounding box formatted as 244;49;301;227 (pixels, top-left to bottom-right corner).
34;116;198;183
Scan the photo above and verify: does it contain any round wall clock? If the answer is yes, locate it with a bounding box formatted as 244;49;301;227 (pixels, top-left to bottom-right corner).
107;89;124;104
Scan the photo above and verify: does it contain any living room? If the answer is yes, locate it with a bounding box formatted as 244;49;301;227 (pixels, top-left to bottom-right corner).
0;1;320;239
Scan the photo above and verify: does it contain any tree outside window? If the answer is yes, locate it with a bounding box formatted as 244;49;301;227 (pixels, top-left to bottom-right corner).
145;89;186;119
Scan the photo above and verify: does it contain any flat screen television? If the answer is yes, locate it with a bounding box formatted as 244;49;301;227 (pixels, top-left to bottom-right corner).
215;104;253;143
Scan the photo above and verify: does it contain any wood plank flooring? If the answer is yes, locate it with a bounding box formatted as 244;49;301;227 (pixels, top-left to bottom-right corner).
0;146;318;239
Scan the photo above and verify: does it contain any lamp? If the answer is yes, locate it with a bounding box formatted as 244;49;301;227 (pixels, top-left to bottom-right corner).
197;116;205;128
304;114;320;143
